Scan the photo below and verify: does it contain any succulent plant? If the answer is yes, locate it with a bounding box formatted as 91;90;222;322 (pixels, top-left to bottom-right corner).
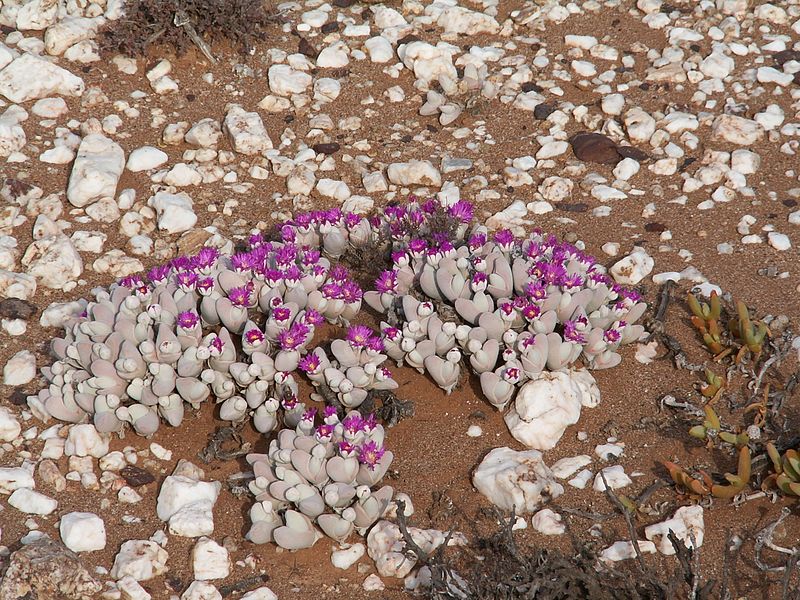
688;405;749;448
246;409;394;549
664;446;751;499
765;443;800;497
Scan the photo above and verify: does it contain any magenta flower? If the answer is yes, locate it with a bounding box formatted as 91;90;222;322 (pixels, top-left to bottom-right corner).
299;353;321;373
231;252;258;272
321;282;344;299
563;273;583;289
358;440;386;470
197;277;215;294
147;265;171;284
264;269;283;286
329;265;349;282
275;244;297;266
228;284;252;307
563;321;586;344
343;413;364;435
281;394;298;410
278;322;310;351
280;224;296;243
603;328;621;343
341;281;363;303
209;335;224;355
176;271;198;290
468;233;487;251
421;199;438;214
375;271;398;293
344;212;361;228
323;405;338;419
525;282;547;301
408;238;428;254
338;441;356;456
448;200;474;223
119;275;145;289
176;311;199;329
283;265;302;284
248;233;264;247
244;328;265;345
366;336;385;353
272;306;291;323
171;256;192;271
494;229;515;248
347;325;373;348
301;407;317;423
315;423;334;440
301;249;321;266
382;326;401;342
302;308;324;326
362;413;377;432
191;247;219;271
472;272;487;286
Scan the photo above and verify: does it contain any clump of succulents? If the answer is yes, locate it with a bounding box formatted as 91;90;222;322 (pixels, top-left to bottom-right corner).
246;407;394;549
363;200;647;409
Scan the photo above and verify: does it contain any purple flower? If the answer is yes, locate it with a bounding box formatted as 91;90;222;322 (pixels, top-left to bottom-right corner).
231;252;258;272
338;441;356;456
375;271;398;293
299;353;321;373
147;265;171;284
283;265;302;285
301;249;321;266
358;440;386;470
228;284;252;307
275;244;297;266
322;282;344;300
562;273;584;289
272;306;291;323
347;325;373;348
343;413;364;435
176;271;198;290
408;238;428;254
329;265;350;282
244;328;265;345
197;277;215;294
362;413;377;432
367;336;385;353
171;256;192;271
248;233;264;247
521;303;541;321
301;407;317;423
603;328;621;343
448;200;474;223
323;405;338;419
493;229;515;248
293;213;312;229
278;322;310;351
280;224;296;243
341;281;363;303
382;326;401;342
302;309;324;326
563;321;586;344
468;233;487;251
525;282;547;301
119;275;145;289
176;311;199;329
315;423;334;440
282;394;298;410
421;199;438;214
192;247;219;271
209;335;224;355
344;212;362;228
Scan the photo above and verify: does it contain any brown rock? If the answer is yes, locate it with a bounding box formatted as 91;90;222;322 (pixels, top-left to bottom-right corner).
298;38;317;58
120;465;155;487
312;142;341;155
176;229;213;257
570;132;621;164
0;298;38;320
0;537;102;599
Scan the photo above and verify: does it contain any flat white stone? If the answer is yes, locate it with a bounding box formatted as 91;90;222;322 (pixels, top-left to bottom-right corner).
223;104;273;155
0;406;21;442
550;455;592;479
768;232;791;251
644;506;704;555
192;537;230;580
181;581;221;600
3;349;36;386
331;543;365;570
472;446;563;513
600;540;657;562
0;467;35;493
111;540;169;581
9;488;57;515
610;247;653;285
531;509;565;535
127;146;168;172
149;191;197;234
712;114;765;145
65;424;109;458
387;160;441;187
240;588;279;600
0;54;85;103
268;64;312;96
67;134;125;208
60;511;106;552
157;475;221;524
593;465;632;491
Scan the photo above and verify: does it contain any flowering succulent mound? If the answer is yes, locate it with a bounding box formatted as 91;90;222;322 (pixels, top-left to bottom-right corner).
365;200;647;409
246;408;394;549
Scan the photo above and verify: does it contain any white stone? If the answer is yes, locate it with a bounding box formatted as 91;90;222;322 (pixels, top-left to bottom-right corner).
0;406;21;442
536;141;568;159
331;543;365;570
565;35;597;50
755;104;784;131
601;93;625;116
365;36;394;63
623;107;656;144
768;232;791;251
40;146;75;164
111;540;169;581
0;54;85;103
16;0;60;30
504;369;599;451
66;134;125;208
593;465;633;491
568;469;593;489
538;176;573;202
367;520;464;579
730;149;760;175
268;64;312;96
223;104;272;155
551;455;592;479
314;78;341;102
185;118;222;147
117;576;152;600
387;160;441;186
316;178;351;201
149;191;197;234
9;488;57;515
472;447;563;513
0;467;35;494
240;588;278;600
531;509;565;535
126;146;168;172
644;506;704;555
71;230;107;253
60;511;106;552
610;247;653;285
600;540;657;562
317;44;349;68
44;16;98;56
397;42;457;84
757;67;794;87
712;115;764;146
591;185;627;201
0;105;27;158
168;500;216;537
3;349;36;386
181;581;222;600
65;424;109;458
156;475;222;521
437;6;499;35
700;53;734;79
192;537;230;580
613;157;640;181
596;443;624;460
362;574;385;591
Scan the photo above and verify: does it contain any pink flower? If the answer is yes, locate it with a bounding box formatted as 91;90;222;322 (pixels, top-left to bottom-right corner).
209;335;224;355
375;271;398;293
315;424;334;440
282;394;298;410
302;309;324;326
244;328;265;345
347;325;373;348
301;407;317;423
278;322;310;351
228;284;252;307
272;306;291;323
358;441;386;470
175;271;198;290
197;277;215;294
448;200;474;223
176;311;199;329
494;229;515;249
343;413;364;435
147;265;171;284
299;353;321;373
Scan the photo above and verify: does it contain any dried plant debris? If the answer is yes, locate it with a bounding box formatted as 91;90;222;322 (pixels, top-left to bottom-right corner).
197;424;251;463
98;0;276;58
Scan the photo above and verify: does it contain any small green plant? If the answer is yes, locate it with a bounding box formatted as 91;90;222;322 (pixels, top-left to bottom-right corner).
699;368;724;399
687;291;725;355
687;292;770;363
688;405;749;448
765;443;800;497
728;300;770;362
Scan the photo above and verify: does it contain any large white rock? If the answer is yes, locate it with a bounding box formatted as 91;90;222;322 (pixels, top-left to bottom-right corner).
712;114;765;145
365;36;394;63
436;6;499;34
67;134;125;208
65;424;109;458
268;64;312;96
644;505;704;555
60;512;106;552
367;520;464;579
504;370;600;451
181;581;222;600
0;467;35;494
331;543;365;570
148;191;197;234
44;16;100;56
223;104;273;155
117;576;152;600
111;540;169;581
397;42;458;84
126;146;168;172
610;247;654;285
472;447;563;513
387;160;441;187
593;465;633;491
0;105;27;158
192;537;230;580
600;540;657;563
0;406;21;442
9;488;58;515
531;508;565;535
15;0;60;30
3;349;36;386
21;222;83;289
157;475;221;537
623;107;656;144
0;54;84;102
